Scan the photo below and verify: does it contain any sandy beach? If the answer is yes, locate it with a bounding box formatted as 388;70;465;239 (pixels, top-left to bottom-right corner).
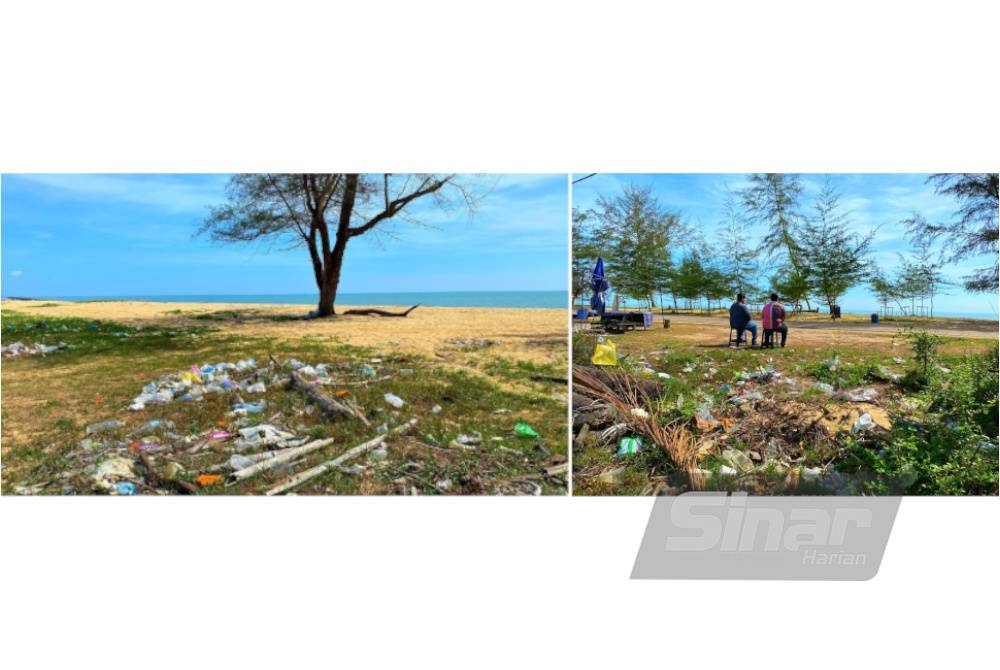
1;300;567;364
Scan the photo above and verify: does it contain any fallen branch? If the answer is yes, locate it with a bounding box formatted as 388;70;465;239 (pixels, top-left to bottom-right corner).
226;437;338;485
342;304;420;317
289;371;370;427
265;419;418;496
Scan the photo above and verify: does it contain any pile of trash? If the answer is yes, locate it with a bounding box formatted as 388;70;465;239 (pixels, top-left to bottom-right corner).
127;359;265;410
1;341;67;357
574;354;897;494
125;357;395;411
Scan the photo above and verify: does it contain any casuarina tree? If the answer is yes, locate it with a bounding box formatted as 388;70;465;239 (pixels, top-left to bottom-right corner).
905;173;999;292
797;179;874;312
739;173;805;267
201;174;477;316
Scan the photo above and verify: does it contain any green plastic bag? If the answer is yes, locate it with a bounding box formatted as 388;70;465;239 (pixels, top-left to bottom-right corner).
514;422;539;438
591;340;617;366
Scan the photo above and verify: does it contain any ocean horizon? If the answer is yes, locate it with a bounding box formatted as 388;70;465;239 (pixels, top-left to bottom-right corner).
7;290;568;309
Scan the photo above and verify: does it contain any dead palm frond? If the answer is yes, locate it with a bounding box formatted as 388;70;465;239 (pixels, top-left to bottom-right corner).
574;365;702;489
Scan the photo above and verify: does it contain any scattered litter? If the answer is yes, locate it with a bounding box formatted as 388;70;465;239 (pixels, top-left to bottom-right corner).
842;387;879;403
800;466;822;481
369;446;389;461
164;462;185;479
514;422;539;438
630;407;650;419
852;413;874;433
824;354;841;372
93;458;138;491
873;366;902;382
235;424;300;451
453;433;483;447
718;465;738;476
657;372;671;379
616;436;642;458
114;482;137;496
229;401;266;416
937;366;951;374
597;467;626;485
195;474;223;487
383;393;406;408
892;357;905;364
85;419;124;435
975;440;998;451
450;338;494;348
246;382;267;393
228;454;256;470
431;404;443;414
591;340;618;366
722;449;754;473
1;341;68;357
811;382;835;396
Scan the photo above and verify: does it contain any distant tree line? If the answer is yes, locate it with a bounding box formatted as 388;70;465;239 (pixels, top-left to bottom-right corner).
573;173;997;318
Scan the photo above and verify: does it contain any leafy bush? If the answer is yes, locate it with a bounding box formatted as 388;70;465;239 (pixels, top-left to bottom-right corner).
840;351;999;495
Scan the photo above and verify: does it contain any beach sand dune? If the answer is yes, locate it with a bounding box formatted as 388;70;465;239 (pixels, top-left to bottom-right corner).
2;300;567;363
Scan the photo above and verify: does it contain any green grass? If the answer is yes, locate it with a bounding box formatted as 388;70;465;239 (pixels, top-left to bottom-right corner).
2;311;567;496
573;329;998;496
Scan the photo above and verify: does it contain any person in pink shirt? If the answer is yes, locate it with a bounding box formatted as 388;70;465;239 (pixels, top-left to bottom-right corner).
761;292;788;348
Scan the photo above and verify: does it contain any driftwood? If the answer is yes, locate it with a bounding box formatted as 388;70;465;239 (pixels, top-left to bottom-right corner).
289;371;370;427
265;419;418;496
342;304;420;318
227;436;338;485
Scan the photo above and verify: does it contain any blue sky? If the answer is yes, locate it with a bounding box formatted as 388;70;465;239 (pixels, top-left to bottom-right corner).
0;173;568;296
573;173;1000;317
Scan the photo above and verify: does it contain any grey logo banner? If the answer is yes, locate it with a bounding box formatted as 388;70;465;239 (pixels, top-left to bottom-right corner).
632;493;901;580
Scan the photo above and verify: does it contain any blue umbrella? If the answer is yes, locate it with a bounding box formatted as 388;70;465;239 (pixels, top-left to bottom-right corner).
590;256;609;315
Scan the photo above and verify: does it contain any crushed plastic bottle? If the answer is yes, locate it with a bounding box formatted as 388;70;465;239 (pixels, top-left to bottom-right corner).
85;419;124;435
246;382;266;393
383;393;405;408
514;422;539;438
852;413;874;433
811;382;835;396
228;454;256;470
229;401;266;416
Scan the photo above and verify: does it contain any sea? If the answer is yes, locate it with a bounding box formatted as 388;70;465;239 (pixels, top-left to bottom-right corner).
23;291;567;309
589;297;998;321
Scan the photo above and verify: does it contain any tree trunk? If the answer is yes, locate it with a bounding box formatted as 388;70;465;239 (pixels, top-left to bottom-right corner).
312;175;359;317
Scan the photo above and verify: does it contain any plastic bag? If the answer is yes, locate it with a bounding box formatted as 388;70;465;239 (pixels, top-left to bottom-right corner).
591;340;618;366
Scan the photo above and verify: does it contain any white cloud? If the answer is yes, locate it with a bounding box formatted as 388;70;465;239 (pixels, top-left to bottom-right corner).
11;270;24;276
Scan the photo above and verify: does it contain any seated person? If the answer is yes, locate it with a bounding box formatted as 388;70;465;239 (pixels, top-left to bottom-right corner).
761;292;788;347
729;292;757;346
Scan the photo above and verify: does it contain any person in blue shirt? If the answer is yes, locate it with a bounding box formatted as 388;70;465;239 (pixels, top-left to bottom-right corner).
729;292;757;347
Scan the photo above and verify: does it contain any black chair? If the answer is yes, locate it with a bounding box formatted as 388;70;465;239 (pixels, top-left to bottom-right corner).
762;329;776;348
729;327;745;347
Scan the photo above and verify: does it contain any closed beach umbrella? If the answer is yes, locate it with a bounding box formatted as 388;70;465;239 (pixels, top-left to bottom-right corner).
591;256;609;315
